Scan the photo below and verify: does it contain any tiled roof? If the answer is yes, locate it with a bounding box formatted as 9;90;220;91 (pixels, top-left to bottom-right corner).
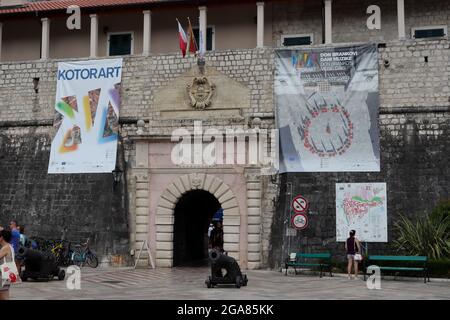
0;0;182;15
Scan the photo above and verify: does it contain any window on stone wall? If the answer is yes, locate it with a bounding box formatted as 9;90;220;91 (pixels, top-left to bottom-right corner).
108;32;134;56
412;26;447;39
281;34;313;47
193;26;215;51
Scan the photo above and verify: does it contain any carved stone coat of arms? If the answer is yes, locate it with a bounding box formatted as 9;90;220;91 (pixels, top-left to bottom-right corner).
187;77;216;109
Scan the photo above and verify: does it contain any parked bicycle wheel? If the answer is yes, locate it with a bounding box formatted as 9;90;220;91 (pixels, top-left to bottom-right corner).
72;252;84;267
86;252;99;268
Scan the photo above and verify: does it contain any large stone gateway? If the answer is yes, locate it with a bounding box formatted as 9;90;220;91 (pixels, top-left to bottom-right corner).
0;40;448;268
0;48;277;267
126;55;276;270
129;139;268;270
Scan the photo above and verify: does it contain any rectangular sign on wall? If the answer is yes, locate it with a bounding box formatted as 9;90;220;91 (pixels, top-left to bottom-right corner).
48;59;123;173
336;183;388;242
275;44;380;172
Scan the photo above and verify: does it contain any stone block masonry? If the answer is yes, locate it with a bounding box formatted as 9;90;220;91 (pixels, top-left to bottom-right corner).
270;39;449;266
0;39;449;268
0;48;275;128
0;48;277;267
379;40;450;108
270;109;450;269
0;126;130;265
269;39;450;268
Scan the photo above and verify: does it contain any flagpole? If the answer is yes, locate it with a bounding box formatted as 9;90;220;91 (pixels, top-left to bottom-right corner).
187;17;198;57
186;17;191;55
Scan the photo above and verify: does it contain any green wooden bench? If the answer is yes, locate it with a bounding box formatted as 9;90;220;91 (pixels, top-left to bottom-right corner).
364;255;429;283
285;253;333;278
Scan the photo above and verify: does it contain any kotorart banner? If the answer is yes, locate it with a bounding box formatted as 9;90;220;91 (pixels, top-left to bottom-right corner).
275;44;380;172
48;59;122;173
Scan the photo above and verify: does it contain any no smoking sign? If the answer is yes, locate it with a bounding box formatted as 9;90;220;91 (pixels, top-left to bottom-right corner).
292;195;309;213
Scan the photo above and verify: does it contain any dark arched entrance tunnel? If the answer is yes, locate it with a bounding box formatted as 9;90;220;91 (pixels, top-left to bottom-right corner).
173;190;222;266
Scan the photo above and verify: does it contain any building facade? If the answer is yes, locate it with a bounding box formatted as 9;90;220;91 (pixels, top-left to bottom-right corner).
0;0;449;268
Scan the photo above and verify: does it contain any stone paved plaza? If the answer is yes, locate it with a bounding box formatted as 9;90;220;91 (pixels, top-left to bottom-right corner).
8;267;450;300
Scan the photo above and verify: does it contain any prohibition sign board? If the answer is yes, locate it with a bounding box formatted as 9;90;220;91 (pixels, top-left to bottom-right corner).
292;195;309;213
292;213;308;230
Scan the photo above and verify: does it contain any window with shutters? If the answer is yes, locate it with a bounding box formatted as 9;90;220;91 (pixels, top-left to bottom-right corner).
281;34;314;47
412;26;447;39
108;32;134;56
193;26;215;51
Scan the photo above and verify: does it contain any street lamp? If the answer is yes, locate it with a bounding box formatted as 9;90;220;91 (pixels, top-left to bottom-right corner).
32;77;40;93
112;167;123;188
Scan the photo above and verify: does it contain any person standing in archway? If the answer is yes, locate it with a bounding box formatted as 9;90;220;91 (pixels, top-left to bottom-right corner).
209;221;224;253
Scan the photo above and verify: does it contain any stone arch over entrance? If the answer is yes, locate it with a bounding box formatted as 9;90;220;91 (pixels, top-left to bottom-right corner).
173;189;221;266
155;173;242;268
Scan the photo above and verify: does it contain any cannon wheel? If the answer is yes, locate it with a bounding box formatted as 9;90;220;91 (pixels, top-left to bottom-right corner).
235;275;241;288
58;269;66;281
20;270;28;282
242;275;248;286
206;277;212;288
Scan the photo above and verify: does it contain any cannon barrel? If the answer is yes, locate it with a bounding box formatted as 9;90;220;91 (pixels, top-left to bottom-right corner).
208;249;242;279
18;247;56;273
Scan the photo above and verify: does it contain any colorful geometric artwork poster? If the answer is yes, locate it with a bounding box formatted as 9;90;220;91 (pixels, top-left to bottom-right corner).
275;44;380;172
336;183;387;242
48;58;123;173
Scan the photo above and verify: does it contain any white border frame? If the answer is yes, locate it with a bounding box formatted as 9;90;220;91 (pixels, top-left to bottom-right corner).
192;25;216;51
107;31;135;56
281;33;314;46
411;25;448;39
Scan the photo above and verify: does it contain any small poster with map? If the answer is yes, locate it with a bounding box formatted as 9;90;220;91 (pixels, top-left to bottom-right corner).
336;183;387;242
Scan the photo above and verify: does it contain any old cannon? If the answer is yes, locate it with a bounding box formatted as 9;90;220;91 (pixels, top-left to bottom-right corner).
205;249;248;288
17;247;65;281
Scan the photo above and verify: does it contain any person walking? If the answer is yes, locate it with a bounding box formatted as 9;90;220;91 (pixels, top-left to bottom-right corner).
0;229;18;300
18;225;29;248
345;230;361;279
207;223;214;238
9;220;21;272
9;221;20;253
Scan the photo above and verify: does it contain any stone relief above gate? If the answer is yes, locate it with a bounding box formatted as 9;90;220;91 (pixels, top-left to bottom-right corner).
154;65;250;119
187;76;216;110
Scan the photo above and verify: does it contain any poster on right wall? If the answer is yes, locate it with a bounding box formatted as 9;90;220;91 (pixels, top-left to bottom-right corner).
275;44;380;172
336;183;388;242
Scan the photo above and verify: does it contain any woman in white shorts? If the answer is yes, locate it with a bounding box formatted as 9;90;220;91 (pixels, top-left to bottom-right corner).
0;229;15;300
345;230;361;279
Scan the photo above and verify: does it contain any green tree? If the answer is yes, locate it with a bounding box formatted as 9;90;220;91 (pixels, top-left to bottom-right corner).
430;200;450;234
393;213;450;260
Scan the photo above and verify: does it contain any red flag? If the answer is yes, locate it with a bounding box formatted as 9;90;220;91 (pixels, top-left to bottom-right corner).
187;18;198;55
177;19;188;57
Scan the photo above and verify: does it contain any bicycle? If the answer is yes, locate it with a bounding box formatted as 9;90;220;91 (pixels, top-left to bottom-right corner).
71;238;99;268
46;228;73;267
50;240;74;267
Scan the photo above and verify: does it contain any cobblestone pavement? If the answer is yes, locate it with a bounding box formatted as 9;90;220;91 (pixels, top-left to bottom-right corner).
9;267;450;300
